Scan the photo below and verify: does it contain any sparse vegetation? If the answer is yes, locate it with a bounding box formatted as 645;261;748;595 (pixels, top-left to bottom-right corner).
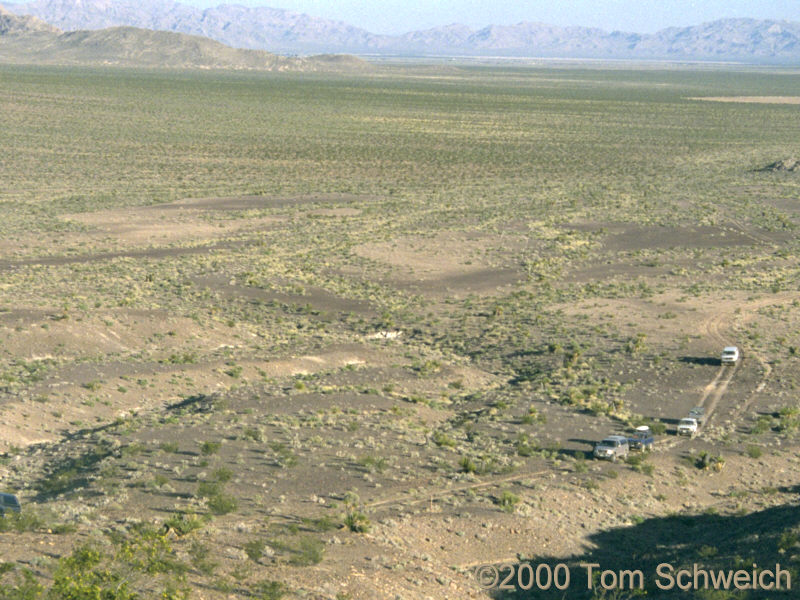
0;60;797;599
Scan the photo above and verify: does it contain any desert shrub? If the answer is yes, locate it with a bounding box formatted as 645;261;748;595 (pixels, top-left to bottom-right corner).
745;445;762;459
244;539;266;562
199;441;221;456
521;407;546;425
188;541;217;575
625;333;647;354
751;415;772;434
243;427;263;442
777;406;800;432
343;510;370;533
196;482;222;498
289;537;324;566
252;580;288;600
0;567;44;599
269;443;297;467
212;467;234;483
301;515;340;532
159;442;179;453
495;491;521;512
697;545;718;558
515;434;538;457
357;455;387;473
431;430;456;447
51;545;135;600
0;511;44;534
164;512;207;536
695;451;725;471
207;494;238;515
459;455;477;473
778;531;799;552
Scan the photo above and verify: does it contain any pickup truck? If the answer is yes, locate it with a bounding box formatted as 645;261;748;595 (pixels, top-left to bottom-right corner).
628;426;654;451
593;435;630;462
677;417;699;437
688;407;705;424
721;346;740;364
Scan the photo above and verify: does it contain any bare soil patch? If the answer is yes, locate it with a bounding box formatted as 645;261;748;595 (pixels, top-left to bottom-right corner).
153;193;380;211
688;96;800;104
192;274;376;317
353;232;526;297
567;222;756;252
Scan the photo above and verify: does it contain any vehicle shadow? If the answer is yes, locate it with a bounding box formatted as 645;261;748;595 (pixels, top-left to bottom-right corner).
555;448;591;460
679;356;721;366
567;438;599;448
640;415;681;426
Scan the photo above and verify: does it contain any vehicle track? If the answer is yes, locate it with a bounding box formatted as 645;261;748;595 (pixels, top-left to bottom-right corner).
698;363;738;428
694;292;800;424
375;295;795;516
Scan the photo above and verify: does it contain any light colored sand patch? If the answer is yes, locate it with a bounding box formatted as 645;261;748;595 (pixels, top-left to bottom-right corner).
366;330;402;340
689;96;800;104
559;290;800;351
0;308;248;361
62;207;278;245
353;233;500;278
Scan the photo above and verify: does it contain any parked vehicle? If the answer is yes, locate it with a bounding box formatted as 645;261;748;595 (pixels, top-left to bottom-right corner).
0;493;20;516
628;425;654;450
593;435;630;462
721;346;740;364
688;407;705;424
677;417;699;437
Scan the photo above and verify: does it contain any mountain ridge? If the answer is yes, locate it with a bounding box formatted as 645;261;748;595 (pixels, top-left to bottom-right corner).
3;0;800;61
0;7;368;70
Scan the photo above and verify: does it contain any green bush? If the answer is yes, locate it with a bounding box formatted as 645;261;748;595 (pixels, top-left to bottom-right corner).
164;512;206;536
199;441;221;456
745;445;763;459
495;491;521;512
432;430;456;447
207;494;238;515
244;539;266;562
252;580;288;600
344;510;370;533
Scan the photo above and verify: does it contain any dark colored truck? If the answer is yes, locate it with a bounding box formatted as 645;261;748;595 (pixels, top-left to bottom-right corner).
0;493;20;516
628;426;654;451
689;407;705;424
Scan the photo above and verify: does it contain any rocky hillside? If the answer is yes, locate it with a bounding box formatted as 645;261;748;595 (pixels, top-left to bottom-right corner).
0;3;57;33
2;0;383;54
3;0;800;61
0;9;367;70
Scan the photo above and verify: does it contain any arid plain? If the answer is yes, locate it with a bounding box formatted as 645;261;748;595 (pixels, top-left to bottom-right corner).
1;63;800;599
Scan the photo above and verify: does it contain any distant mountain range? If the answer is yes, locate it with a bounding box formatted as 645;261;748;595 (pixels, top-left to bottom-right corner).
0;5;366;69
3;0;800;62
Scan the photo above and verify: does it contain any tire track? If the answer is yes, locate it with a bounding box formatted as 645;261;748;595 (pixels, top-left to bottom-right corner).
700;363;738;427
370;294;795;511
